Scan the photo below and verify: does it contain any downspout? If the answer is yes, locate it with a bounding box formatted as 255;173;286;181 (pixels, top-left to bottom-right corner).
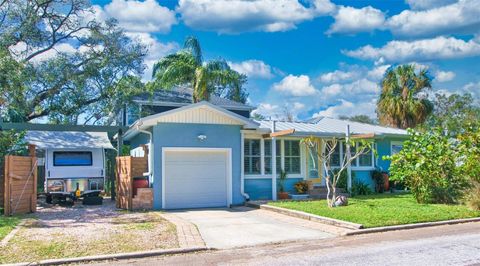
240;131;250;200
137;128;153;185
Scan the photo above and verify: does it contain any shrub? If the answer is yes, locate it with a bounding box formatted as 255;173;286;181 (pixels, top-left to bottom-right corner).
464;182;480;210
334;169;356;191
351;180;372;197
371;169;385;193
386;129;467;204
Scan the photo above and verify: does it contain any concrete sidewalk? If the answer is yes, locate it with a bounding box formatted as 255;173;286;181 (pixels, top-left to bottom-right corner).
168;206;336;249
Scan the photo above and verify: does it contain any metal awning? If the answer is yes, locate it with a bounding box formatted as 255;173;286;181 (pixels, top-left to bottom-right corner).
24;131;115;149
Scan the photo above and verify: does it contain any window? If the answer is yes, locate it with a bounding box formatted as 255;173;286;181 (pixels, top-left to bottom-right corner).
244;139;261;174
326;141;341;167
358;143;373;167
263;140;282;174
307;145;320;178
53;151;92;166
284;140;301;174
391;141;403;155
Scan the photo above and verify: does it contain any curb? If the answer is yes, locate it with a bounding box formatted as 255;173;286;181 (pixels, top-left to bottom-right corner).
246;202;363;230
6;247;211;266
0;220;26;247
343;217;480;236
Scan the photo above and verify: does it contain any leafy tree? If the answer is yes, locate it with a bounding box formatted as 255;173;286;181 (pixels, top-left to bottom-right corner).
251;113;266;120
151;36;248;103
377;65;433;129
386;129;466;204
423;93;480;136
0;0;146;124
339;115;377;125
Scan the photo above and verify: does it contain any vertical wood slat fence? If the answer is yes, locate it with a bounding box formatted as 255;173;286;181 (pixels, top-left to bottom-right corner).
2;155;37;216
116;155;148;210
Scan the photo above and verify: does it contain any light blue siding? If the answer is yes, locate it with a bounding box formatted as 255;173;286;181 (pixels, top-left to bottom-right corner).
352;170;374;189
152;123;243;209
128;131;150;149
245;177;303;200
245;179;271;200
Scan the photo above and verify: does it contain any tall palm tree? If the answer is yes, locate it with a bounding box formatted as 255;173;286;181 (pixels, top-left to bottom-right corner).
377;64;433;129
151;36;247;103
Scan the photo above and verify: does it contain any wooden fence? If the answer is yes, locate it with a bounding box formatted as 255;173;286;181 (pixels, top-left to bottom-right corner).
116;155;147;210
3;155;37;216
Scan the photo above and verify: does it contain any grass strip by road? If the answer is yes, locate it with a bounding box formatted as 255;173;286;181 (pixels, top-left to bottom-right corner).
269;193;480;228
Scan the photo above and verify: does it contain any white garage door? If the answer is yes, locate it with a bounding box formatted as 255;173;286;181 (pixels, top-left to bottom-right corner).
163;149;230;209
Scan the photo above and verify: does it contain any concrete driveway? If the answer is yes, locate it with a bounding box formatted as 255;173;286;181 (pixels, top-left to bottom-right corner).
168;206;335;249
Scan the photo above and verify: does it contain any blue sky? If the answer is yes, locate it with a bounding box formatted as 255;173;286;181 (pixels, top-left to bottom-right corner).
91;0;480;120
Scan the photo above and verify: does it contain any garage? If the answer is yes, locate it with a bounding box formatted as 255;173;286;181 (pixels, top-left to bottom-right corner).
162;148;232;209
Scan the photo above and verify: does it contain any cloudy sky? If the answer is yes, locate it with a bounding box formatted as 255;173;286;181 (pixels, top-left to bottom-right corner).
91;0;480;120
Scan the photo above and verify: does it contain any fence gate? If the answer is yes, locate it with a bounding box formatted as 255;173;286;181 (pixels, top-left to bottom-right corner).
3;155;37;216
116;153;148;210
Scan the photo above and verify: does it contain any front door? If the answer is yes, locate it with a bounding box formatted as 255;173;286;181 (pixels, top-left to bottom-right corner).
306;140;325;187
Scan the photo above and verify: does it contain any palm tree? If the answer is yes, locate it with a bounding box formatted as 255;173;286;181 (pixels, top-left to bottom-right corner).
377;64;433;129
151;36;248;103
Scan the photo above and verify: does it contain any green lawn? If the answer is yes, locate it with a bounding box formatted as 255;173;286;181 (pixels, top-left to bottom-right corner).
269;193;480;228
0;209;21;240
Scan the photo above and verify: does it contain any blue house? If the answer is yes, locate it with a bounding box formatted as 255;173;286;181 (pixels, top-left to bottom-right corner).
122;88;408;209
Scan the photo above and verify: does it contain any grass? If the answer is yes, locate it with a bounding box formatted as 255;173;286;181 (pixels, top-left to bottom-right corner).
269;193;480;228
0;208;22;240
0;212;178;264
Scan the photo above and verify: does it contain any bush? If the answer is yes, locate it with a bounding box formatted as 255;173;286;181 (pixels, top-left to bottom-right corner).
351;180;373;197
464;182;480;210
334;169;356;191
386;129;467;204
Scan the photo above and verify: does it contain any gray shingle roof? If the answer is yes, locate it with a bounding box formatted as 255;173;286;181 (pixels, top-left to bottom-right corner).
133;86;254;110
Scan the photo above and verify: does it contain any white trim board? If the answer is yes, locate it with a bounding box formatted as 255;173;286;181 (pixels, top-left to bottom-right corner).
161;147;233;209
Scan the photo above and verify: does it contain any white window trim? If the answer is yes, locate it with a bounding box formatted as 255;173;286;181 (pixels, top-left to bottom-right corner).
390;141;404;155
330;141;376;171
244;138;303;179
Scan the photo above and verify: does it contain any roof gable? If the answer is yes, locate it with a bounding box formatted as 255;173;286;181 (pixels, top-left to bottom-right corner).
124;102;258;140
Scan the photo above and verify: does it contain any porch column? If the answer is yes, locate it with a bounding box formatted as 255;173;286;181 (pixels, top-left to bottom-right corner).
346;125;352;192
271;121;277;201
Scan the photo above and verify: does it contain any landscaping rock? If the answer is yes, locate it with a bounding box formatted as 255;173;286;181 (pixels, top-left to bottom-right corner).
334;196;348;207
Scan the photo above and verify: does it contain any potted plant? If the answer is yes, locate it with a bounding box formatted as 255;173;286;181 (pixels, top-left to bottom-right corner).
278;170;289;200
291;181;310;200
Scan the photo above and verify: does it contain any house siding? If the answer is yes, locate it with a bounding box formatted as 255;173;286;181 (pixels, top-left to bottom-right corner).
152;123;243;209
245;177;303;200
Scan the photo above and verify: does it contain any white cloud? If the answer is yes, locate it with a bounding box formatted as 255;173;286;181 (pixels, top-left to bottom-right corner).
327;6;385;34
320;78;379;100
344;36;480;63
177;0;335;34
434;70;456;82
367;64;390;80
462;81;480;99
126;32;179;80
228;60;274;79
273;74;317;96
388;0;480;38
318;69;360;83
313;99;377;118
405;0;457;10
104;0;177;33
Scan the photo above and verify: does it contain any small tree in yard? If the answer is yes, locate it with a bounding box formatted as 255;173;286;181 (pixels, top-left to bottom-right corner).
386;129;467;204
302;137;373;208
